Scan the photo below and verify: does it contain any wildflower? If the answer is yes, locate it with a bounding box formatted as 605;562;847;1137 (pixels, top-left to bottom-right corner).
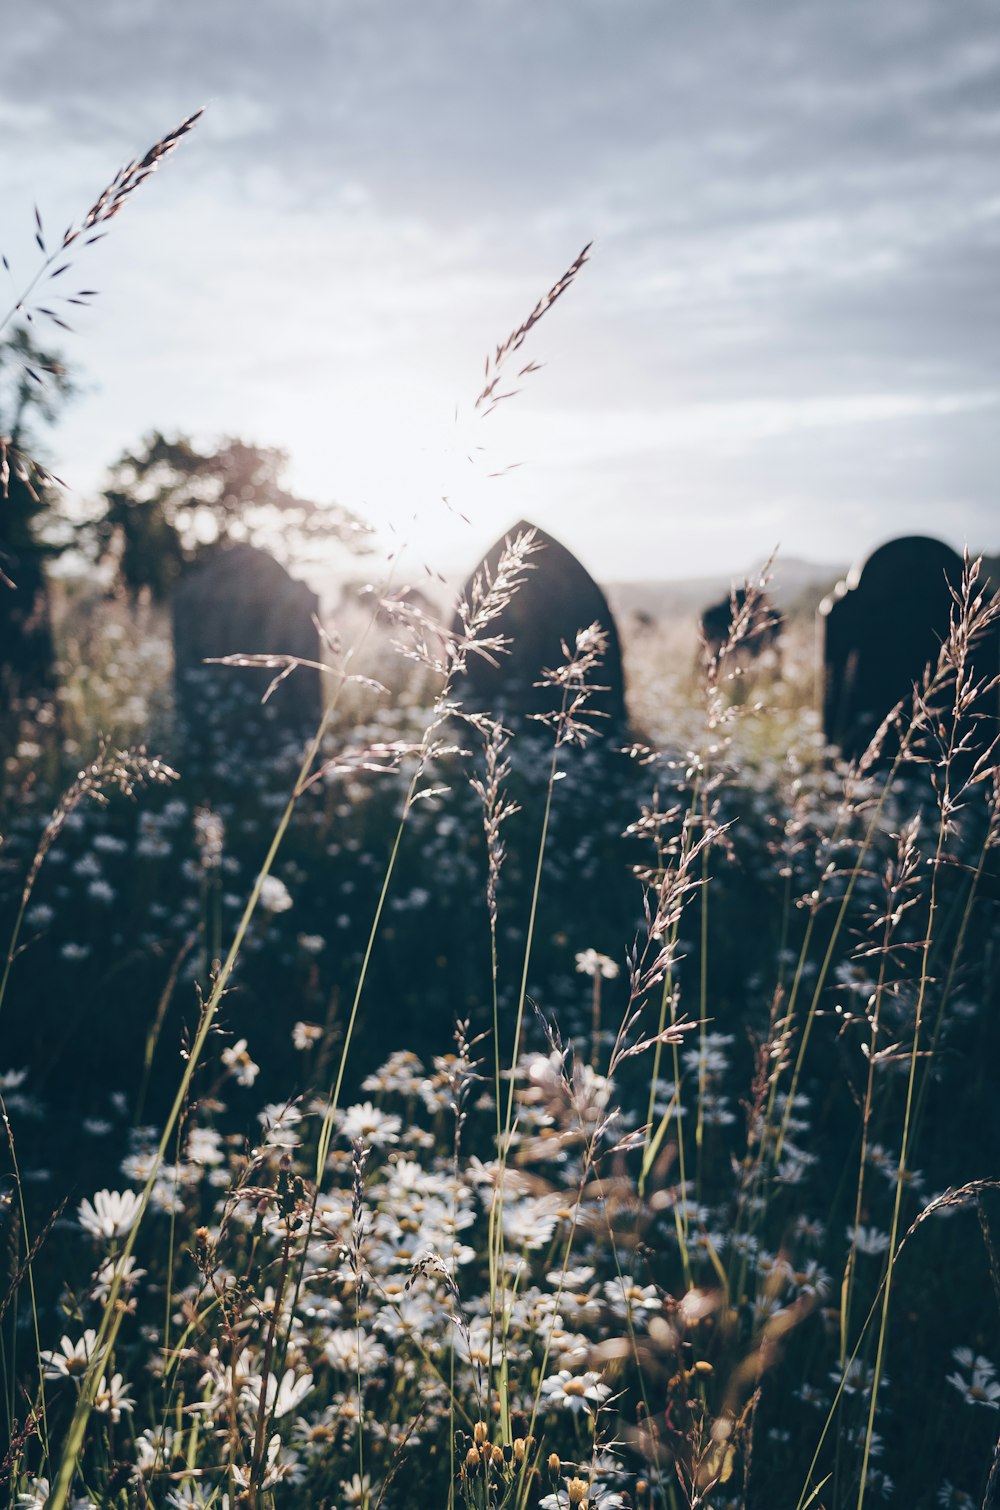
292;1020;323;1050
946;1347;1000;1409
78;1188;143;1242
258;874;293;912
548;1264;595;1289
362;1050;427;1096
323;1329;388;1375
683;1035;733;1077
847;1224;890;1256
342;1473;374;1507
91;1252;147;1304
540;1368;611;1414
221;1037;260;1087
259;1102;303;1150
831;1359;882;1396
241;1369;314;1420
867;1468;894;1500
166;1486;222;1508
938;1483;976;1508
338;1101;402;1147
602;1275;662;1319
541;1483;628;1510
16;1479;51;1510
232;1433;286;1492
135;1424;178;1473
193;808;224;868
93;1371;135;1422
575;948;619;979
503;1198;560;1251
40;1330;98;1379
186;1126;225;1167
589;1488;630;1509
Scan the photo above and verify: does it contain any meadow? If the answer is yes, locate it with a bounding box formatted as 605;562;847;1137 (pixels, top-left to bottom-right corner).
2;123;1000;1510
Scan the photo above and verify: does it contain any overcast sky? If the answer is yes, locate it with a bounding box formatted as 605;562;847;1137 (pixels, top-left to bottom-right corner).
3;0;998;586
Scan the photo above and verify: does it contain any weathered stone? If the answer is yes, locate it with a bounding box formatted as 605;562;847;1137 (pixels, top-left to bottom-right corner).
820;536;999;762
172;543;322;762
452;521;627;735
700;587;783;662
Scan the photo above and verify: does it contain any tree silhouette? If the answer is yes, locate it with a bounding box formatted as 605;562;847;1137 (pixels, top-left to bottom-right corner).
0;325;76;703
90;431;369;600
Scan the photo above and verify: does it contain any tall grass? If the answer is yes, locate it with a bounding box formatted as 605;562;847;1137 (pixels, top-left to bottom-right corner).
2;133;1000;1510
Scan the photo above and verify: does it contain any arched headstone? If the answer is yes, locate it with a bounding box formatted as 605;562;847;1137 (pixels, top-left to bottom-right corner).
172;543;322;766
451;521;627;735
820;536;999;762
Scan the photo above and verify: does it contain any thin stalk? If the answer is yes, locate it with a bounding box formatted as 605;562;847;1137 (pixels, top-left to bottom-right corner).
774;762;899;1168
46;673;350;1510
0;1098;49;1462
695;836;710;1186
503;737;559;1143
248;1226;294;1508
856;829;944;1509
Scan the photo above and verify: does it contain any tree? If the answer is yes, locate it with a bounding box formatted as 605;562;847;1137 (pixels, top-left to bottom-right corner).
0;326;76;702
91;432;369;601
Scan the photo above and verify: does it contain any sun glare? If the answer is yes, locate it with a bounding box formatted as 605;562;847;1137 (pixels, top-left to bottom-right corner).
301;389;529;586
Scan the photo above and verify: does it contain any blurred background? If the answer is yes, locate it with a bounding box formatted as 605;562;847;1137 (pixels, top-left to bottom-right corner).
2;0;998;600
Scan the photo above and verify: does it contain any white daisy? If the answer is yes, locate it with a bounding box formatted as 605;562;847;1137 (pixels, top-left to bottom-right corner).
78;1188;143;1242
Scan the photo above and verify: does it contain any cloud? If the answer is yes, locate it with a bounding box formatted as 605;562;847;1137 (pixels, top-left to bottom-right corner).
2;0;997;580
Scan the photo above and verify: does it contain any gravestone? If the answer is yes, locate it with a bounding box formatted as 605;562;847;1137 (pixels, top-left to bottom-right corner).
700;587;783;663
451;521;627;735
820;536;1000;762
446;523;635;1049
172;543;322;769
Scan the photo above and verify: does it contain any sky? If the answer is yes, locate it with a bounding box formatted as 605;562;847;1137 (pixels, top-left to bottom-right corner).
2;0;998;589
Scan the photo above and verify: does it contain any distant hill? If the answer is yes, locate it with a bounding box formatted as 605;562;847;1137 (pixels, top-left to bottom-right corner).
606;556;846;624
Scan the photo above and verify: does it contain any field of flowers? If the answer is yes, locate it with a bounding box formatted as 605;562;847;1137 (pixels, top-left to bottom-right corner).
2;549;999;1510
2;114;1000;1510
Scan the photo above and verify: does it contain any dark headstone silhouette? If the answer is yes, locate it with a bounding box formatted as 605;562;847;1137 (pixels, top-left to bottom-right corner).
172;544;322;768
820;536;999;762
452;521;627;734
700;587;784;663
